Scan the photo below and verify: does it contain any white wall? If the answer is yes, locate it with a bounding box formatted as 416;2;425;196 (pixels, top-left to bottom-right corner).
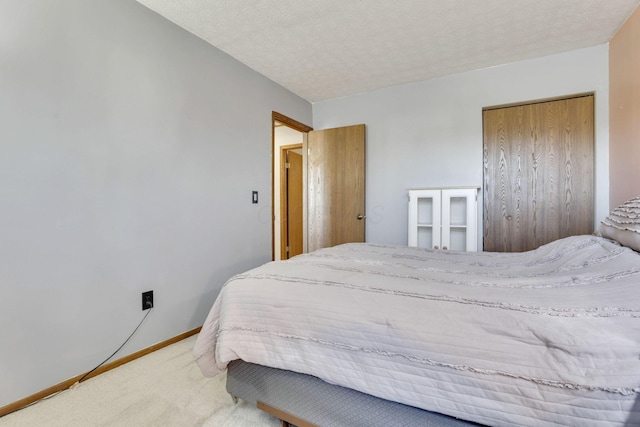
0;0;311;407
313;45;610;248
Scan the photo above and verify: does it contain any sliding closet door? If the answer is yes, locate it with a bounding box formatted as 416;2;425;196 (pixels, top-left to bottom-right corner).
483;95;594;252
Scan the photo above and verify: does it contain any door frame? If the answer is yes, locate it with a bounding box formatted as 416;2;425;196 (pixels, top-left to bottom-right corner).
272;112;313;261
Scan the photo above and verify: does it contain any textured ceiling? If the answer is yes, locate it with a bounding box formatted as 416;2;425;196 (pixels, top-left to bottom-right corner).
135;0;640;103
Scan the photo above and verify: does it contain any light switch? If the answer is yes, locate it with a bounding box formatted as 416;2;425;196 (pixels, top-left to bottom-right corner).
252;191;258;204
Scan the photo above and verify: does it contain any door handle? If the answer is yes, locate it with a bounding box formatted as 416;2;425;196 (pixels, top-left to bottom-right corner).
357;214;366;220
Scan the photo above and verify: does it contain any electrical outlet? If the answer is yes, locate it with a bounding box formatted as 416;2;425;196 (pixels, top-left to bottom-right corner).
142;290;154;311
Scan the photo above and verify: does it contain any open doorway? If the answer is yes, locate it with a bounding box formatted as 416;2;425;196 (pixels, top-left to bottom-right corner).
272;112;366;260
272;112;312;260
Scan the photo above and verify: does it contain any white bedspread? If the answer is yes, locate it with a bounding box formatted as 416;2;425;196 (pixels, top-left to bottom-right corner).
193;236;640;426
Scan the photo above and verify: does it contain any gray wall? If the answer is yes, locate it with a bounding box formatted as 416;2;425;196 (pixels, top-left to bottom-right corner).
0;0;311;407
0;0;611;409
312;45;610;248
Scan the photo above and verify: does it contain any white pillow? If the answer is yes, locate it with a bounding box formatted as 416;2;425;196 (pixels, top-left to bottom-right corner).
599;196;640;252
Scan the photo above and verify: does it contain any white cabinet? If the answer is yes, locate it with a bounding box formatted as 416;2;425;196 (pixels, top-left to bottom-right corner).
408;188;478;252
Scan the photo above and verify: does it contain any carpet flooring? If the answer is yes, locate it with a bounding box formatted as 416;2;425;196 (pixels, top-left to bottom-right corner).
0;335;281;426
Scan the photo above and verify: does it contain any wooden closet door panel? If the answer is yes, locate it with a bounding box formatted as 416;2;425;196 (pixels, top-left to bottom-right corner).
483;106;529;252
483;96;594;252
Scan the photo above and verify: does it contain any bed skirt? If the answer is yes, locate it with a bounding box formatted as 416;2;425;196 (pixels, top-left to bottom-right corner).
226;360;482;427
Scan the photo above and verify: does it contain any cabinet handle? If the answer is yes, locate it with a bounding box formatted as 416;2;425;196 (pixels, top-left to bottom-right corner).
434;245;439;249
357;214;366;220
443;246;448;250
506;215;513;220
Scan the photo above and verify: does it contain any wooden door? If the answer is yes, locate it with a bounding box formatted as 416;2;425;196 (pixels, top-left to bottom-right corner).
286;150;303;258
483;95;594;252
307;124;366;252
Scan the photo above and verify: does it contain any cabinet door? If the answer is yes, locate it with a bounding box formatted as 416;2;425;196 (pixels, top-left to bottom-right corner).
441;189;478;252
408;190;441;249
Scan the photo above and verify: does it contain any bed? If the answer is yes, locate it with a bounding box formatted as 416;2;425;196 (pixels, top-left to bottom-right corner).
193;197;640;427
